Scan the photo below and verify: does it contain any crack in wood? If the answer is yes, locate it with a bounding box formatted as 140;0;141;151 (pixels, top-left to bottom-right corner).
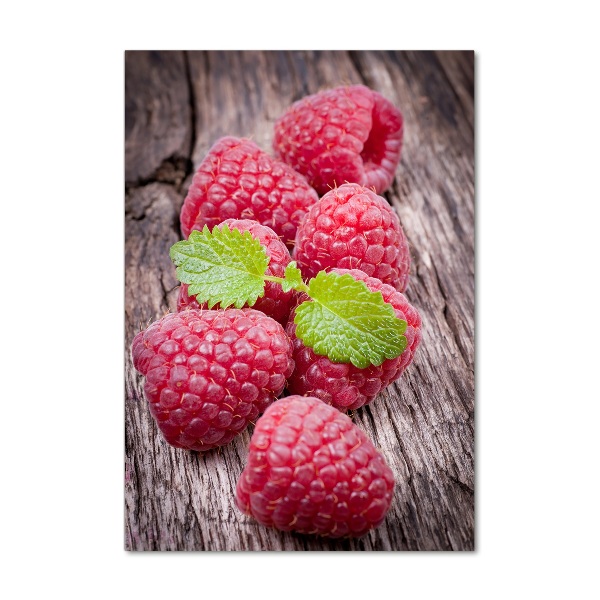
430;257;471;370
125;154;192;193
183;51;197;168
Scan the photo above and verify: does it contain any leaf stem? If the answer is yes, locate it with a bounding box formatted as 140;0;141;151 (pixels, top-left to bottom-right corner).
263;274;310;294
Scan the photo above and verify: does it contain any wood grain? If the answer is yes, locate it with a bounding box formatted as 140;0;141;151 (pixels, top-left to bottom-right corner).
124;50;475;551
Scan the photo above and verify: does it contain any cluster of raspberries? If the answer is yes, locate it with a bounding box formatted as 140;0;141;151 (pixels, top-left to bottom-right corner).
132;85;422;539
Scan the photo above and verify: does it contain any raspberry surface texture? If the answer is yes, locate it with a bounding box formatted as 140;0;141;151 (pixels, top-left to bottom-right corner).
131;308;294;451
286;268;421;411
177;219;296;324
180;136;319;247
273;85;403;195
293;183;410;291
235;395;395;538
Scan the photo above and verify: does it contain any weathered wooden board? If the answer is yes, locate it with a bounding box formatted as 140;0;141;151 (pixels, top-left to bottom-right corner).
124;50;475;551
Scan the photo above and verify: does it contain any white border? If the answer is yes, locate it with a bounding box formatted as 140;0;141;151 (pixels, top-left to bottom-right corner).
2;1;599;598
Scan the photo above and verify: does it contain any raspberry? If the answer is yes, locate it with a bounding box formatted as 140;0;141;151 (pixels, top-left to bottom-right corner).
285;268;421;411
131;308;294;451
273;85;403;195
177;219;296;324
235;395;395;538
293;183;410;291
179;136;319;247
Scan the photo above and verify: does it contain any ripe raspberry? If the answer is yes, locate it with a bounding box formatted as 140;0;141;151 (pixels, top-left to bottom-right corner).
177;219;296;324
131;308;294;451
293;183;410;291
180;136;319;247
285;268;421;411
235;395;395;538
273;85;403;195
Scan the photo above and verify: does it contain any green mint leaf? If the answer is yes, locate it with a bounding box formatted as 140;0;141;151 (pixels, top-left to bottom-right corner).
169;225;269;309
281;261;306;293
294;272;407;368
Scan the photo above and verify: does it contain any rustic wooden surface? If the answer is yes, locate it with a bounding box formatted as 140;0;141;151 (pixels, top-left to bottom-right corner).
124;50;475;551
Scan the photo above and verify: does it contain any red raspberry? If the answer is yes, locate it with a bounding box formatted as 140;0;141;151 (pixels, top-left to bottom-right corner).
285;268;421;411
293;183;410;291
131;308;294;451
273;85;403;195
177;218;296;324
179;136;319;247
235;395;395;538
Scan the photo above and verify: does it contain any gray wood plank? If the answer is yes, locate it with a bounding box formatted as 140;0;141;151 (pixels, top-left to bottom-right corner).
125;50;192;185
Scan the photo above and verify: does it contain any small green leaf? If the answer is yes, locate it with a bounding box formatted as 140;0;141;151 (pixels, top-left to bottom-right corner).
169;225;269;309
294;272;407;368
281;261;306;293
